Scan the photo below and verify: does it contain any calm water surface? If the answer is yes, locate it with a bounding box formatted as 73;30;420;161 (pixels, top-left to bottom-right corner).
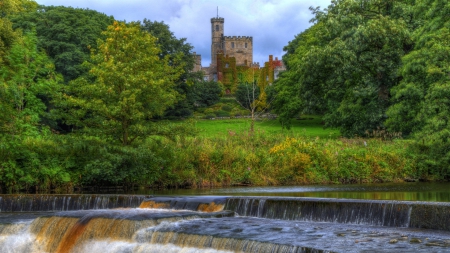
131;182;450;202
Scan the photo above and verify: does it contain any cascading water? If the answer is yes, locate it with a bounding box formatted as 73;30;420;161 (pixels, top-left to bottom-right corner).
1;195;450;252
0;195;147;212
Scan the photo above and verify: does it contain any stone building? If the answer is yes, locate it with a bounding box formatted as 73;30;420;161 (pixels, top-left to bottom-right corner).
194;15;284;91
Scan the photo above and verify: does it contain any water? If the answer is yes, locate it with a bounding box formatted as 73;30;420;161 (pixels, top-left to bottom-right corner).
1;183;450;252
130;182;450;202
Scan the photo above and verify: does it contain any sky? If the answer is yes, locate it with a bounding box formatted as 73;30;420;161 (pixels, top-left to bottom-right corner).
35;0;331;66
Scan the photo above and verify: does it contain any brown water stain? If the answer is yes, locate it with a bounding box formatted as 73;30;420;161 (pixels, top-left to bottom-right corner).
33;217;79;252
198;202;224;212
55;220;88;253
139;200;170;209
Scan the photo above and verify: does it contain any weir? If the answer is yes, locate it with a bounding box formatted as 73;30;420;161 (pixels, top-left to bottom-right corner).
143;196;450;231
1;195;450;252
0;194;148;212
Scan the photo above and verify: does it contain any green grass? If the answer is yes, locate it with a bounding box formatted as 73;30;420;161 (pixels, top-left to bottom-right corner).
194;115;340;138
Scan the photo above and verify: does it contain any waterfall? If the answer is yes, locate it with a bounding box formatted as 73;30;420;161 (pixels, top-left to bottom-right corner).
225;197;450;229
1;196;450;252
0;195;148;212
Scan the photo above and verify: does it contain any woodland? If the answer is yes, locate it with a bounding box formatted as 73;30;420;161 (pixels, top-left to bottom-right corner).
0;0;449;193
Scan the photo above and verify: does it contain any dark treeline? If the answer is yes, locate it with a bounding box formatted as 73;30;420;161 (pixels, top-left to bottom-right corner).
0;0;449;193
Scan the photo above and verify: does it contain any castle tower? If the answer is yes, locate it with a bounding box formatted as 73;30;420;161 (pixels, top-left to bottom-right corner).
211;17;224;72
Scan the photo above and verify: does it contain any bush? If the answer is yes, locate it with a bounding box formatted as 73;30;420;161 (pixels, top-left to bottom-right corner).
221;105;232;112
215;110;230;117
204;114;216;119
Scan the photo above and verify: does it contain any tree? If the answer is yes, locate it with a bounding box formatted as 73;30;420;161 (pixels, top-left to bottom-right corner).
387;0;450;135
235;67;268;133
141;20;199;117
0;32;61;136
0;30;65;193
189;79;223;108
58;21;183;146
386;0;450;178
0;0;37;65
273;0;412;136
272;23;327;128
11;5;115;82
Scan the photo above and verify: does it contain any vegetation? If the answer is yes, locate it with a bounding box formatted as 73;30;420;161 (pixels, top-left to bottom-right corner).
0;0;449;192
194;117;339;139
11;5;115;83
272;0;450;179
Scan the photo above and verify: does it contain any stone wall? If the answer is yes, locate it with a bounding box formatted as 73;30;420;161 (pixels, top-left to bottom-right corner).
222;36;253;66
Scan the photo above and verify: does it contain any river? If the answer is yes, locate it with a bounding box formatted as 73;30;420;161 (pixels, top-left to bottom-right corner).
1;182;449;252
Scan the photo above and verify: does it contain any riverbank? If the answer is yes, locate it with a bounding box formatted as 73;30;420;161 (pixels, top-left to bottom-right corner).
0;118;441;193
162;132;418;188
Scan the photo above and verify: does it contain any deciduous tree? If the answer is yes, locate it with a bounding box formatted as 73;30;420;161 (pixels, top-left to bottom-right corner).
58;21;183;146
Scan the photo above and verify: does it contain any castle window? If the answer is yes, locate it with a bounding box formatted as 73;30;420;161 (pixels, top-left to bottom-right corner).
231;42;235;48
215;24;219;31
225;63;229;68
245;43;248;48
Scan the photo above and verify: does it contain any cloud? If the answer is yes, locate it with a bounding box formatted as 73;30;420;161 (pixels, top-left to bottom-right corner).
36;0;331;66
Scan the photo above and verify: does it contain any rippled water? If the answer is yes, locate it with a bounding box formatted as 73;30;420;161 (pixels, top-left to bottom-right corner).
131;182;450;202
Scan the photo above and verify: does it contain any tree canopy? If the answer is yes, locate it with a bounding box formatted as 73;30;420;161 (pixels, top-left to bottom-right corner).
57;21;183;146
273;0;413;136
11;5;114;82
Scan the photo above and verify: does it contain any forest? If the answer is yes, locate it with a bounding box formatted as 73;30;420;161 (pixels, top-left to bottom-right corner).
0;0;449;193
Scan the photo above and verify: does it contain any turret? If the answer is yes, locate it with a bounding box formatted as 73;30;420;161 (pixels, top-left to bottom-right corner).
211;17;224;66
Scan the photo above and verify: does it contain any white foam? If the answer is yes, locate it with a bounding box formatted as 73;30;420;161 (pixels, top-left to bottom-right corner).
73;240;234;253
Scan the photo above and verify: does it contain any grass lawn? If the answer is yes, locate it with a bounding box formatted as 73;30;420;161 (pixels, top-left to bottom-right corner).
194;116;340;138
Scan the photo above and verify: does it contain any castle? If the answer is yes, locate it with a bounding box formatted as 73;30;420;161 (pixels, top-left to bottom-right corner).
193;15;285;93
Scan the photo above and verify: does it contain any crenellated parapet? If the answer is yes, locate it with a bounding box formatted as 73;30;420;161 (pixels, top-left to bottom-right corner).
210;17;224;23
223;36;253;41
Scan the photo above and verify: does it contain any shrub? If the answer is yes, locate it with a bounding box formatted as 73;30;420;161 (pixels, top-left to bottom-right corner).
215;110;230;117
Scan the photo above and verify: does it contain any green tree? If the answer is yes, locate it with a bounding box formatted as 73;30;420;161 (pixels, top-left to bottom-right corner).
387;0;450;135
141;20;200;117
0;0;37;64
189;79;223;108
272;23;327;128
235;67;270;133
58;21;183;146
0;31;61;136
386;0;450;178
274;0;412;136
11;5;114;82
0;31;65;193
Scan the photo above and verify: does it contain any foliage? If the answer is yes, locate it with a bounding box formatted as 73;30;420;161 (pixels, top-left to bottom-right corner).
0;0;37;64
11;5;114;83
189;80;223;108
2;0;450;192
56;21;183;146
274;0;412;137
235;82;260;111
141;19;200;117
0;31;61;136
386;0;450;178
159;131;415;187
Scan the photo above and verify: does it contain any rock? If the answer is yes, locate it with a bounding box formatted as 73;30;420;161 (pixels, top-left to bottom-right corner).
425;242;443;247
410;238;422;243
389;239;398;244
